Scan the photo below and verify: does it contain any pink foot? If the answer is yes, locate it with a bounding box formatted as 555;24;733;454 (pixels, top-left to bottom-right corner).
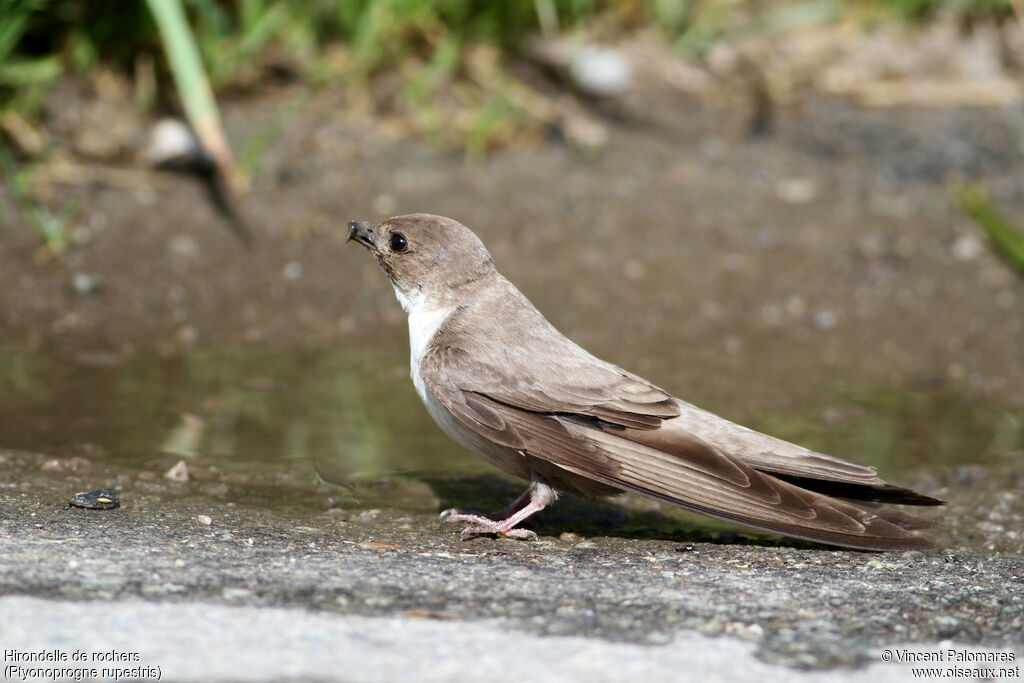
438;481;557;541
439;509;538;540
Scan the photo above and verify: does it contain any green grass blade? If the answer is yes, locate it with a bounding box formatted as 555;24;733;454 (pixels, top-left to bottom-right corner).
0;56;63;86
0;1;32;64
145;0;241;190
145;0;217;125
955;183;1024;276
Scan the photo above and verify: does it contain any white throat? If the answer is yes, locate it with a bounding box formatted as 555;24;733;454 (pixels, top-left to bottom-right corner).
393;284;454;402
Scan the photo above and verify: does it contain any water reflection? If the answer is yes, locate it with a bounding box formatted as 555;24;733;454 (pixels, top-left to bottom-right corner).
751;385;1023;471
0;348;1019;513
0;347;489;477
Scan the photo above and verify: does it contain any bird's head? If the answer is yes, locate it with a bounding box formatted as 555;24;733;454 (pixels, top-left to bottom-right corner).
347;214;496;311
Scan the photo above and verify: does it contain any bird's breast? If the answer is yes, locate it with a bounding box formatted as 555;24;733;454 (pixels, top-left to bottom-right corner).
406;305;453;403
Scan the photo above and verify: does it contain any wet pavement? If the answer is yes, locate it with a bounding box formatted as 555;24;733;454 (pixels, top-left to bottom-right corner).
1;444;1022;680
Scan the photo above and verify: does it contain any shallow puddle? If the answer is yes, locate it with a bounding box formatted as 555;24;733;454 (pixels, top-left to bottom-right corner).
1;346;1019;516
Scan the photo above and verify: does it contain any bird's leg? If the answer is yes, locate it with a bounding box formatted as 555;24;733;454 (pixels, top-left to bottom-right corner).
488;487;535;520
440;476;545;524
440;479;557;540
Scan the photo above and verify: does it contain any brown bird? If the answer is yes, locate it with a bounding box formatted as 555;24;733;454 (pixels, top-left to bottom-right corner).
347;214;943;550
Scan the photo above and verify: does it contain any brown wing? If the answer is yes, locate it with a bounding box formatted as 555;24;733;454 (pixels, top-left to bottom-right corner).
428;381;935;550
422;325;938;549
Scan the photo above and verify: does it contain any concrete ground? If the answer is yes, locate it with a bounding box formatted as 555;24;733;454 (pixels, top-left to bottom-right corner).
1;449;1021;682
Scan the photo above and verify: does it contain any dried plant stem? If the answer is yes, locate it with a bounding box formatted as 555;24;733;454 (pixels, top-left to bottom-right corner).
145;0;243;194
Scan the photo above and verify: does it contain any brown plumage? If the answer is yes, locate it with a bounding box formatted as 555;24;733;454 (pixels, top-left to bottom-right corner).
348;214;943;551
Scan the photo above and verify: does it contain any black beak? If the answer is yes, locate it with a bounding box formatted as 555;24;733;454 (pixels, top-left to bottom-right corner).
347;220;376;249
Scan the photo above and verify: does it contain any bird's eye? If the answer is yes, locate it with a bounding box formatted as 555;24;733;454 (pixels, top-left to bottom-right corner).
389;233;408;253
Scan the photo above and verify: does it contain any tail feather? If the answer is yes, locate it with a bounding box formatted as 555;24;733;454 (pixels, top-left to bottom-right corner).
764;473;944;507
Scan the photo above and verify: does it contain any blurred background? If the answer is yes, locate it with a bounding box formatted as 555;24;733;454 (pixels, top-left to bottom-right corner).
1;0;1022;549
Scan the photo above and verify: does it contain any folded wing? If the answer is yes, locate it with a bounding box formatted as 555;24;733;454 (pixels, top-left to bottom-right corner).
423;311;941;550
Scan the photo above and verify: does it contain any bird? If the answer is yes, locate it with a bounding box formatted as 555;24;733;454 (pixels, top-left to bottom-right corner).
347;214;943;550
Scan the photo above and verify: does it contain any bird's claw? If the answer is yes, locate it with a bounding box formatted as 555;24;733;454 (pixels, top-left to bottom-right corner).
438;507;462;522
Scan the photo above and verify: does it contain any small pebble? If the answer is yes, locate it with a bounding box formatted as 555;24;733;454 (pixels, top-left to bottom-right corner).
570;46;631;96
147;118;202;167
196;514;212;526
165;460;189;482
72;273;102;294
169;234;199;260
952;234;984;261
814;309;838;330
69;488;120;510
776;178;818;204
177;325;198;345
